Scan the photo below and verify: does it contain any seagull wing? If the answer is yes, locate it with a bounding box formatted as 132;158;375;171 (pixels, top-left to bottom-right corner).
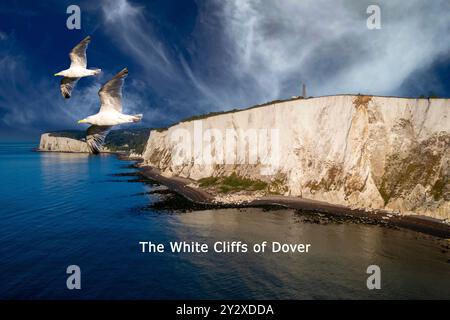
60;77;79;99
69;36;91;68
98;68;128;113
86;125;112;154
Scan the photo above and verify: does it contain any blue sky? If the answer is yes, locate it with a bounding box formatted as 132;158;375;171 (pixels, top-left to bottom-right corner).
0;0;449;140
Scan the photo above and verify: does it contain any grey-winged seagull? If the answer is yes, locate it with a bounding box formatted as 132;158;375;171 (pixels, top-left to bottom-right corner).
77;68;143;154
54;36;101;98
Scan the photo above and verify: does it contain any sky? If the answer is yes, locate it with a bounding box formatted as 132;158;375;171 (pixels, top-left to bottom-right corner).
0;0;449;140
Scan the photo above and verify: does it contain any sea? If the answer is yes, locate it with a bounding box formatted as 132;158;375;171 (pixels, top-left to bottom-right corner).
0;142;449;299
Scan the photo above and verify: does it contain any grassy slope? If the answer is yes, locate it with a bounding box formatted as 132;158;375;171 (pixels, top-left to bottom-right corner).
49;128;151;154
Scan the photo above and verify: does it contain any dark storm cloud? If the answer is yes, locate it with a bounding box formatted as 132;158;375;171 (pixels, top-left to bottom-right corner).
0;0;449;139
212;0;450;97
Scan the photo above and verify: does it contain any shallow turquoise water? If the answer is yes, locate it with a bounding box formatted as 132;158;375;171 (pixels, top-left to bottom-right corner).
0;143;449;299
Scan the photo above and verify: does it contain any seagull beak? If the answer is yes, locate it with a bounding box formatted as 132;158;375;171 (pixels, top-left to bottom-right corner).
54;73;58;76
77;119;86;124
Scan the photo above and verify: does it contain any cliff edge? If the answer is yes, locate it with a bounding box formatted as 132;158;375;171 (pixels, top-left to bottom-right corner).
38;128;151;155
141;95;450;220
39;133;90;153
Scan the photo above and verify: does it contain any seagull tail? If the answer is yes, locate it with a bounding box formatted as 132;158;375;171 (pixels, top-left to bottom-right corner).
131;114;143;123
92;68;101;75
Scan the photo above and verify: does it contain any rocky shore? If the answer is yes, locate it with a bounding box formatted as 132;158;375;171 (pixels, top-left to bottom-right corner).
139;165;450;238
38;94;450;234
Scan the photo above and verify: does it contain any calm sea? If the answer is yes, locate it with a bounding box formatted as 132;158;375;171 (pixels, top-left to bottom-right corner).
0;142;449;299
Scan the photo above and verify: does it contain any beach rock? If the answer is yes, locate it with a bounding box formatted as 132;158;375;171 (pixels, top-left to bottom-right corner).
141;95;449;220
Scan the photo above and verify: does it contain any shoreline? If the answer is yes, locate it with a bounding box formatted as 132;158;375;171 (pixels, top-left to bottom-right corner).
138;165;450;238
32;149;450;238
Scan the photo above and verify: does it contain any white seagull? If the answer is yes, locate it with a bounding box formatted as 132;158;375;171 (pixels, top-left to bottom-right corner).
54;36;101;99
77;68;143;154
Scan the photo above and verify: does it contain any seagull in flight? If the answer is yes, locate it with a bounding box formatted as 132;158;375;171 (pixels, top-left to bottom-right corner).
54;36;101;99
77;68;143;154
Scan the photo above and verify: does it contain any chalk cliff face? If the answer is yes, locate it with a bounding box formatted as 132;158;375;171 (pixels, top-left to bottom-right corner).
142;95;449;219
39;133;90;153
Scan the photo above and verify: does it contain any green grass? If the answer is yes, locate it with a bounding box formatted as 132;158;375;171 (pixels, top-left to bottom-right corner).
48;128;151;154
154;97;306;132
198;173;268;193
49;130;85;140
198;176;220;187
431;179;446;201
104;128;151;154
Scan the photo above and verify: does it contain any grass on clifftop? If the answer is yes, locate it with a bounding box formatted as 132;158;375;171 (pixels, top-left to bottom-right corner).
49;128;151;154
198;173;268;193
104;128;151;154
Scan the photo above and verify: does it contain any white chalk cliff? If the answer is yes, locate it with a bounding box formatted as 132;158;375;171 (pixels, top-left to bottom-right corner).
39;133;90;153
142;95;450;220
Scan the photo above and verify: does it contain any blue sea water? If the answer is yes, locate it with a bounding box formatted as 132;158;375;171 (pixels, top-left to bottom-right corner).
0;142;449;299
